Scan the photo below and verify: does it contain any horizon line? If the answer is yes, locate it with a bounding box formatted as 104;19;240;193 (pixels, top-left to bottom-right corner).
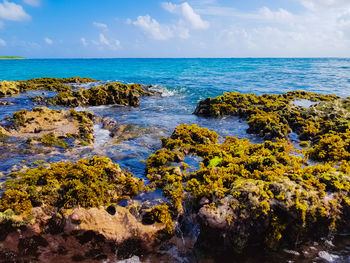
4;57;350;60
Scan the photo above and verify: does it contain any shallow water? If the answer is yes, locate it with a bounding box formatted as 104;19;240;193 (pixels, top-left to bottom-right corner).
1;58;350;262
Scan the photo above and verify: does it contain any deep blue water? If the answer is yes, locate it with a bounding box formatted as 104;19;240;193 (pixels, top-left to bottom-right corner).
1;58;350;262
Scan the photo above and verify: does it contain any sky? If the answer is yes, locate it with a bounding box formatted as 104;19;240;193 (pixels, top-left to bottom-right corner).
0;0;350;58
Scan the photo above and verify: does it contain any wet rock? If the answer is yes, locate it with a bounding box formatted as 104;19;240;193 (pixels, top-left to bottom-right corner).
0;77;97;98
0;156;166;261
0;206;166;262
5;107;94;146
146;123;350;254
31;96;50;105
0;101;13;106
0;81;20;97
51;82;155;107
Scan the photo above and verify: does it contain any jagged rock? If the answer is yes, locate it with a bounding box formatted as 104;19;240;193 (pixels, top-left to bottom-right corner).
1;107;94;148
51;82;155;107
0;81;20;97
0;77;97;98
0;101;13;106
0;206;166;262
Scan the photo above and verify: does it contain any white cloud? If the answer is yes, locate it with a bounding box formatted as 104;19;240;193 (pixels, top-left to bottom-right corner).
132;2;208;41
162;2;210;29
44;37;53;45
301;0;350;10
258;7;294;22
0;38;6;46
0;0;30;21
22;0;40;7
211;1;350;57
81;37;87;46
93;21;108;31
93;33;120;49
133;15;173;40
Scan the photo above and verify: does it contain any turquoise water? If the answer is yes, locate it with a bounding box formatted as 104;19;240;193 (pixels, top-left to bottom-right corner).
1;58;350;262
1;58;350;98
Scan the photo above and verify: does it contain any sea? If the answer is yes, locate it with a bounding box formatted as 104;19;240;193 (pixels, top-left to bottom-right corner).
1;58;350;262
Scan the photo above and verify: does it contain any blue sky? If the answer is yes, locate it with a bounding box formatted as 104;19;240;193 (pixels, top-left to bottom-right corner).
0;0;350;58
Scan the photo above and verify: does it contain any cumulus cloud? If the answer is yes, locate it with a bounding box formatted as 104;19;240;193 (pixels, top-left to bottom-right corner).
92;33;120;49
133;15;174;40
44;37;53;45
131;2;207;40
0;38;6;46
0;0;30;21
162;2;209;29
93;21;108;31
22;0;40;7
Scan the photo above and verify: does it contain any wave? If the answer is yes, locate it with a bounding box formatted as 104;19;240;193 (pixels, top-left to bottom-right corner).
144;84;184;97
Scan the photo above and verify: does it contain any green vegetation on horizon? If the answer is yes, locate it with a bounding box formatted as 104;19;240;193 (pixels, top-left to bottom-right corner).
0;56;26;59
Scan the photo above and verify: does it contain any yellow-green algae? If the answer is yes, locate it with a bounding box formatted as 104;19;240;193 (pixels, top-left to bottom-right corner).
51;82;154;107
8;107;95;146
0;77;97;97
0;156;144;218
146;123;350;251
195;91;350;163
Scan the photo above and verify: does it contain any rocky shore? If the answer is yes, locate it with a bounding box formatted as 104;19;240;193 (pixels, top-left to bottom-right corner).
0;77;350;262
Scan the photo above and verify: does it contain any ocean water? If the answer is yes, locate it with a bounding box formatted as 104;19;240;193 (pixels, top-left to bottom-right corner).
1;58;350;262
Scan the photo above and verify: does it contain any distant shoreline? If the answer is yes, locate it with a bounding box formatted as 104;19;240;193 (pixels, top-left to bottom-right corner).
0;56;26;59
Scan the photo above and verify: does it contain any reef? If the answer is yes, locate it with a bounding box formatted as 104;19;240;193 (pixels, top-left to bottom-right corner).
0;156;168;262
2;107;94;147
146;123;350;254
50;82;156;107
194;91;350;163
1;81;350;261
0;77;97;98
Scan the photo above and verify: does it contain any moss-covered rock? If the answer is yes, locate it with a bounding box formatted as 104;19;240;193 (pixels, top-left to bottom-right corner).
194;91;350;162
51;82;155;107
0;156;171;262
0;77;97;98
0;156;144;214
0;81;21;97
146;124;350;253
5;107;94;146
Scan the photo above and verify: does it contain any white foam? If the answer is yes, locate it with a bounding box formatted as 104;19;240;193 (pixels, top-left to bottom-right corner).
94;124;111;147
146;85;179;97
113;256;141;263
318;251;340;262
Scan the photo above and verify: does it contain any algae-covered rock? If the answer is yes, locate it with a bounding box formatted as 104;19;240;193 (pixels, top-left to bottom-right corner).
6;107;94;146
194;91;339;140
0;77;97;98
146;124;350;253
0;156;144;214
51;82;155;107
0;156;167;261
0;157;167;262
195;91;350;162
